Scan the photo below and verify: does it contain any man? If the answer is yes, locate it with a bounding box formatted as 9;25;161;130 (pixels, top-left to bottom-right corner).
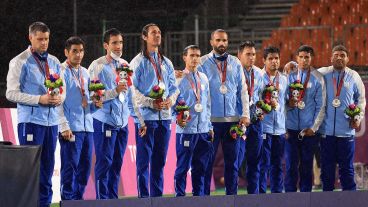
6;22;62;207
318;45;365;191
200;29;250;195
58;36;99;200
130;23;179;197
259;46;287;193
88;28;129;199
237;41;264;194
285;45;326;192
174;45;213;196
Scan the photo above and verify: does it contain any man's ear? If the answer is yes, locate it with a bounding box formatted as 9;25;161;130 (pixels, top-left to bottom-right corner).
64;49;68;58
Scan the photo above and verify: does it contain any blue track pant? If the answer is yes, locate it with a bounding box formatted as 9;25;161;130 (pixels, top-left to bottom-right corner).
18;123;58;207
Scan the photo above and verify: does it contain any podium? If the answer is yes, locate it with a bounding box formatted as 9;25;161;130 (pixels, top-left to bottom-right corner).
0;145;41;207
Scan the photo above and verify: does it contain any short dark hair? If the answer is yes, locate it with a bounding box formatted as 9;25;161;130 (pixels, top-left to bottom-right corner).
332;44;349;56
263;46;280;59
211;29;227;39
296;45;314;56
238;40;256;53
103;28;122;44
29;22;50;35
65;36;85;51
183;45;200;56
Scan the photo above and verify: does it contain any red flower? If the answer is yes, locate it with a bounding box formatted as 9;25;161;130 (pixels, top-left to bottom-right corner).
349;104;356;110
153;85;160;92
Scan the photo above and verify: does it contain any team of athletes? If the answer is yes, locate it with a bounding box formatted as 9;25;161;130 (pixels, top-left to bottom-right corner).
6;22;365;206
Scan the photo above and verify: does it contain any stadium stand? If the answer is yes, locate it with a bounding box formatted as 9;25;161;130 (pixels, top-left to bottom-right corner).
257;0;368;68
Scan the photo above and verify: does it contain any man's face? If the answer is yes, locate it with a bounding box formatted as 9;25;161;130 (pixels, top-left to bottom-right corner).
331;50;349;70
264;53;280;72
104;34;123;56
143;25;161;47
65;44;84;67
238;47;256;69
183;48;201;70
29;31;49;53
210;32;228;55
296;51;312;69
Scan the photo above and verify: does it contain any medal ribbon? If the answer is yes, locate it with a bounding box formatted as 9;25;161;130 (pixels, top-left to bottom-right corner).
106;55;125;87
214;57;227;85
67;61;85;96
266;70;279;90
245;68;255;101
148;52;163;83
32;50;50;79
298;68;311;102
333;70;345;99
187;72;201;103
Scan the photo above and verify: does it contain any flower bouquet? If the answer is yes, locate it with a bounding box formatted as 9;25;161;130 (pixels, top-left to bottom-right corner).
229;124;246;140
176;100;191;124
344;104;362;122
289;80;304;101
89;80;105;102
148;84;165;100
252;100;272;122
262;84;279;110
45;73;63;96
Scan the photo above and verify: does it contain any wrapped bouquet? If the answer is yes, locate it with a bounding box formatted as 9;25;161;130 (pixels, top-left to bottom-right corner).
45;73;63;96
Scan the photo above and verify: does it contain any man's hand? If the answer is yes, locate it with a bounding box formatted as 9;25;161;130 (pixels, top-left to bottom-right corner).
284;61;297;75
163;98;173;110
115;83;128;94
61;130;73;141
153;99;164;111
303;128;315;137
270;100;278;109
175;70;184;79
351;120;361;129
139;125;147;137
285;132;289;140
93;99;103;108
288;99;298;108
39;94;62;106
177;119;187;128
258;114;265;121
209;130;215;142
239;117;250;127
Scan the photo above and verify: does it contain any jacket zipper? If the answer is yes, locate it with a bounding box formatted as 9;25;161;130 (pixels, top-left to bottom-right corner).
298;109;300;130
83;107;86;131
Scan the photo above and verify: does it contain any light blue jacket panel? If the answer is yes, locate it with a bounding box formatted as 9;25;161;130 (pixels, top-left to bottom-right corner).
6;47;62;126
198;52;250;122
286;69;326;132
318;66;366;137
242;66;264;118
130;52;178;122
175;71;212;134
261;71;288;135
88;56;129;128
59;62;94;132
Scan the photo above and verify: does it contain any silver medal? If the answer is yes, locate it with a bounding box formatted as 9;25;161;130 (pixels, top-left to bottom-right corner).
119;93;125;103
332;98;341;108
219;84;228;94
194;103;203;113
297;101;305;110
